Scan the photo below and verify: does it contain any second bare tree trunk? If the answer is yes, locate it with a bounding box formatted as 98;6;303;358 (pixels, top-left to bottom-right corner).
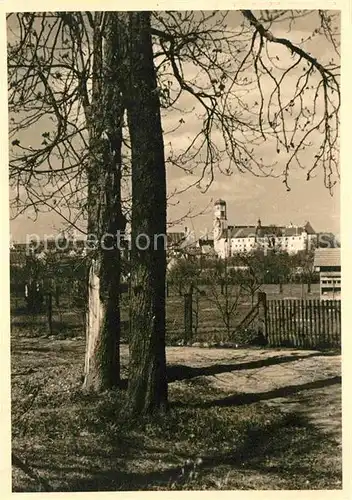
125;12;168;415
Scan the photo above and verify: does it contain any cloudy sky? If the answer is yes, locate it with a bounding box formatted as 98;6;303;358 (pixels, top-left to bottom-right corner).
8;10;340;242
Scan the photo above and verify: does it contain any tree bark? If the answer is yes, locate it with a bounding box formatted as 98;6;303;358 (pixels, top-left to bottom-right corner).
125;12;168;415
83;13;126;391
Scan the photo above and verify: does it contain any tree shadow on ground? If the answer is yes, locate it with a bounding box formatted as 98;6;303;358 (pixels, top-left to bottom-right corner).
174;375;341;409
11;341;341;492
167;351;335;383
14;410;340;492
12;370;342;492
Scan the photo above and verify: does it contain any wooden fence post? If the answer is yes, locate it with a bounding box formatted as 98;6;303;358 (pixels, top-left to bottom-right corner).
184;287;193;343
55;284;60;307
193;288;200;340
47;292;53;336
26;280;44;313
257;291;268;345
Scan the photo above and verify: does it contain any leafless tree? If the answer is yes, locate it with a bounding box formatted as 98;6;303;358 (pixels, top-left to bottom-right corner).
8;12;128;390
206;259;244;341
151;10;339;193
8;10;340;414
120;12;168;414
10;10;339;218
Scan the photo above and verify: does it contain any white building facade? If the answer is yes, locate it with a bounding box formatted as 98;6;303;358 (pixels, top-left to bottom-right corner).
213;199;317;258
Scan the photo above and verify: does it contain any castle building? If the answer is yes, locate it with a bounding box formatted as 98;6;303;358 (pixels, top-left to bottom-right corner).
213;199;317;258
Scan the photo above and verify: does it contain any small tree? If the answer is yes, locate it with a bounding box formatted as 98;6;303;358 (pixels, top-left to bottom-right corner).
24;252;45;314
237;251;266;306
206;257;244;341
265;250;292;284
167;257;201;296
293;249;317;292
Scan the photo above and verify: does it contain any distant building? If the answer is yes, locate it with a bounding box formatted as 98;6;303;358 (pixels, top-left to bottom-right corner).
10;228;196;266
167;230;187;253
10;249;27;268
314;248;341;300
166;227;197;257
196;237;215;256
213;199;318;258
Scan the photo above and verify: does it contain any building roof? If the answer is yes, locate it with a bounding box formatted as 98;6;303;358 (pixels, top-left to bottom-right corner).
314;248;340;268
167;232;185;246
214;199;226;205
220;222;316;240
304;221;316;235
257;226;283;237
198;238;214;247
223;226;278;238
221;227;255;239
232;227;257;238
281;227;304;237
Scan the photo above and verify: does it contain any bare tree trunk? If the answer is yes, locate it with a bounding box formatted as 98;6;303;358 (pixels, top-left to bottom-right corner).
83;250;121;390
125;12;168;415
84;260;103;387
83;13;126;391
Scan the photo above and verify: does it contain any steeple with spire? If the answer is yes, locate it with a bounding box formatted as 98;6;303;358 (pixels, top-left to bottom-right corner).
213;199;228;241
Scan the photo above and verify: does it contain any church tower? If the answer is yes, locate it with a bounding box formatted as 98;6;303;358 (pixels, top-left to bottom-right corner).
213;199;228;241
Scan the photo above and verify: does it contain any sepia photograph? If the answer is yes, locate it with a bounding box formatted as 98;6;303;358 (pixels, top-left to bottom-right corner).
6;7;342;492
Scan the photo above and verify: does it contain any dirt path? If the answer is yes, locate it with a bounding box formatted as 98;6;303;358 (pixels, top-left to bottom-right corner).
165;347;341;442
12;337;341;442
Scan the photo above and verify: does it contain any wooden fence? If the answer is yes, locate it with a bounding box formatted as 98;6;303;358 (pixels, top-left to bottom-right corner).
11;280;341;349
265;298;341;348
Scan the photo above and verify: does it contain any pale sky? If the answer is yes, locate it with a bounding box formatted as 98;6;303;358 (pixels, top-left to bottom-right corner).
8;10;340;242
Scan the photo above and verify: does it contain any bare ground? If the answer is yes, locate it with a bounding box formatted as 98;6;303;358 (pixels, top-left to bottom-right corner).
166;346;341;442
12;337;341;440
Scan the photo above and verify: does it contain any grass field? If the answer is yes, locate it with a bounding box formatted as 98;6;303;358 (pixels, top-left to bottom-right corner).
11;279;341;491
11;327;341;491
11;283;321;344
